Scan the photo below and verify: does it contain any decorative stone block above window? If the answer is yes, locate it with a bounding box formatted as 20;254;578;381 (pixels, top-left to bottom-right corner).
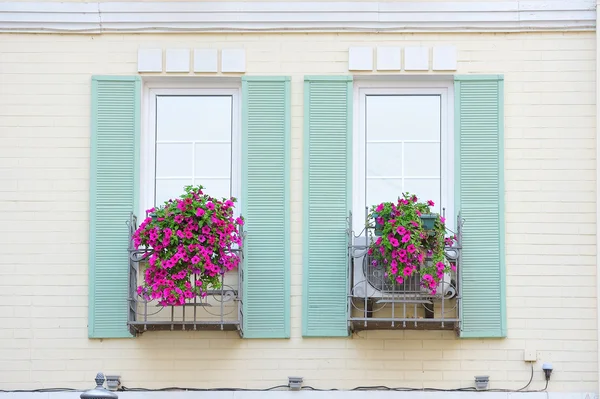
348;47;373;71
348;46;457;72
137;48;246;74
404;47;429;71
376;47;401;71
194;49;218;73
432;46;458;71
165;49;190;73
137;49;162;73
221;49;246;73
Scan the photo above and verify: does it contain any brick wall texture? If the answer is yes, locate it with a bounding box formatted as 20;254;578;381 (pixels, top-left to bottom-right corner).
0;31;597;392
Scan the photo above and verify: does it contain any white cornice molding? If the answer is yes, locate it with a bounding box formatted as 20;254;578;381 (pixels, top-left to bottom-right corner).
0;0;596;34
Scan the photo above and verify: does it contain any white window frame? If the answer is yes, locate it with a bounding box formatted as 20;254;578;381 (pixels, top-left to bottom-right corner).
352;79;455;235
141;80;242;220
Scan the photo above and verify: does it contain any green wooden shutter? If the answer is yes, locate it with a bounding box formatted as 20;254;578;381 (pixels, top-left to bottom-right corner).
241;76;291;338
303;76;352;337
89;76;140;338
455;75;506;338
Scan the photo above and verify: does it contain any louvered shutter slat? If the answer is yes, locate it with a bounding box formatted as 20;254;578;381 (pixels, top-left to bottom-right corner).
89;76;140;338
303;76;352;337
455;75;506;338
241;77;291;339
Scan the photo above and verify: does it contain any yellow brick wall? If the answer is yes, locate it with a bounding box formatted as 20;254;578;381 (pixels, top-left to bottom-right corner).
0;31;596;392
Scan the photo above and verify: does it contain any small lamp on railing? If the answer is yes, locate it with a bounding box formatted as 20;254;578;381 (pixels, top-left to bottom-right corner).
80;373;118;399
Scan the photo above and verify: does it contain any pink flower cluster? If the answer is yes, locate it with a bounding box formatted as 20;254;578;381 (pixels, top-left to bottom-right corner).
368;193;456;295
133;185;243;306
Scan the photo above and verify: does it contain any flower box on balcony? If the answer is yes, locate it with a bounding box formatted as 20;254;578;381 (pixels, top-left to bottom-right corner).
372;212;439;236
372;212;384;236
420;213;437;231
366;193;456;296
132;185;244;306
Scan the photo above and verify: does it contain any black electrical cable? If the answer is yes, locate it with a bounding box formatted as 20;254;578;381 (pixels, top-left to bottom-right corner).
119;385;289;392
517;363;535;391
0;367;551;394
0;388;78;393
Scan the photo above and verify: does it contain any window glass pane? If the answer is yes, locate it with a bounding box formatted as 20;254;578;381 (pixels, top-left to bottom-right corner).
155;179;192;205
366;95;440;141
367;143;402;178
194;143;231;179
156;96;232;142
403;142;440;177
154;95;233;204
194;178;232;201
366;178;403;207
404;178;441;215
155;143;193;178
365;95;441;210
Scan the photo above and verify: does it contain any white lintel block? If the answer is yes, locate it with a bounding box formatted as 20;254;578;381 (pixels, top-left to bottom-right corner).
221;49;246;73
404;46;429;71
433;46;458;71
193;49;218;73
376;47;401;71
137;49;162;73
348;47;373;71
166;49;190;73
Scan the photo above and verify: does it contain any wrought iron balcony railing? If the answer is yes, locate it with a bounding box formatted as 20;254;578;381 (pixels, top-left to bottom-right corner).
127;213;244;335
347;211;462;332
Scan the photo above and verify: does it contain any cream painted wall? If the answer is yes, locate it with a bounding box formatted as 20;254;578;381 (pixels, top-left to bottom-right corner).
0;31;596;393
